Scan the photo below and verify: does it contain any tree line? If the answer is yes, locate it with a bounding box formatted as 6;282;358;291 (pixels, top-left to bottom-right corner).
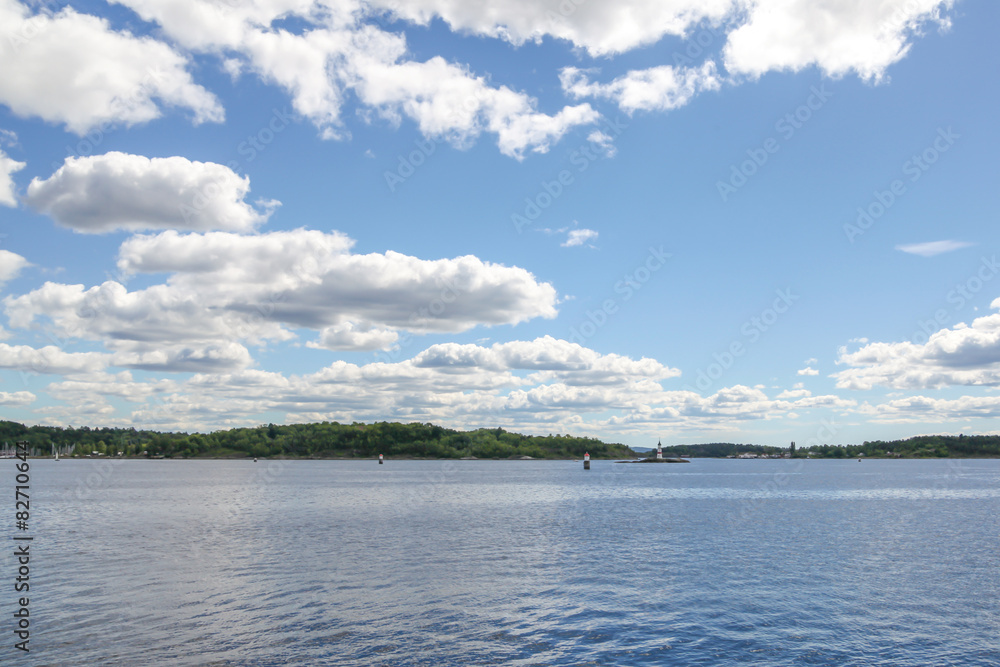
657;434;1000;459
0;420;635;460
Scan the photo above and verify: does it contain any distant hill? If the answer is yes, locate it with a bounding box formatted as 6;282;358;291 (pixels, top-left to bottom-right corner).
0;420;636;460
658;436;1000;459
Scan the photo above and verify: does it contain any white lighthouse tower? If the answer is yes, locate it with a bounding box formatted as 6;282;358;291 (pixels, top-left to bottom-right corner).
656;440;663;460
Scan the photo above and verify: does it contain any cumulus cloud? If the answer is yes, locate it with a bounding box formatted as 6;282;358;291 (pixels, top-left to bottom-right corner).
307;323;400;352
859;394;1000;423
797;367;819;376
45;371;174;404
834;301;1000;390
0;148;25;206
0;250;29;285
115;0;598;157
561;229;598;248
353;55;598;158
0;343;109;375
74;0;952;159
723;0;954;82
411;336;680;382
38;337;681;431
25;152;278;234
896;240;974;257
372;0;736;56
0;1;223;134
777;388;811;399
539;223;599;248
112;342;255;373
3;230;559;372
117;230;557;332
586;130;617;158
561;62;721;114
0;391;34;407
0;326;864;434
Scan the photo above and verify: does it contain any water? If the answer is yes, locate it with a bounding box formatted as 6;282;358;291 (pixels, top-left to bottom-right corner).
10;457;1000;665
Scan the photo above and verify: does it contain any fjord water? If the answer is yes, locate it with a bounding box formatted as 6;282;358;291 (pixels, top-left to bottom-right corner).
21;458;1000;665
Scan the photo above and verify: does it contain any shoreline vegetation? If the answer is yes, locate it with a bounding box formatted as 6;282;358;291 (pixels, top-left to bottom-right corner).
2;420;1000;460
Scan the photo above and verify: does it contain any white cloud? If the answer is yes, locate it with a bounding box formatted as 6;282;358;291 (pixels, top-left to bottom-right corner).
307;323;399;352
561;62;721;114
412;336;681;383
777;388;811;399
0;250;29;285
45;371;174;404
797;367;819;376
0;325;866;434
562;229;598;248
0;391;34;407
25;152;278;234
896;240;974;257
859;395;1000;423
3;230;559;373
54;337;684;431
84;0;953;161
372;0;736;57
0;1;223;134
586;130;617;158
0;148;25;206
114;229;558;332
112;342;255;373
353;55;599;158
834;302;1000;389
0;343;109;375
723;0;954;82
115;0;599;157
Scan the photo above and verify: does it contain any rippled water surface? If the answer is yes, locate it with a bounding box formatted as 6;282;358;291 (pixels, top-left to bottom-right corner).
14;457;1000;665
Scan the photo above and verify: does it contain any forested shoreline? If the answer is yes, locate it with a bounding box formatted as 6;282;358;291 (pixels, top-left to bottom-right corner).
655;435;1000;459
2;420;999;459
0;420;634;459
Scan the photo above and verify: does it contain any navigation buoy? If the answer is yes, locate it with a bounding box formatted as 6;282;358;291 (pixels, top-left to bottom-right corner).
583;452;590;470
379;453;384;465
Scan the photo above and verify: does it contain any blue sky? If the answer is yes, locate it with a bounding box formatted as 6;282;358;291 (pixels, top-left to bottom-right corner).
0;0;998;447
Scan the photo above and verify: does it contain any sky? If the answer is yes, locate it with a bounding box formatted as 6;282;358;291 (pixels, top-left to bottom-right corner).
0;0;998;448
